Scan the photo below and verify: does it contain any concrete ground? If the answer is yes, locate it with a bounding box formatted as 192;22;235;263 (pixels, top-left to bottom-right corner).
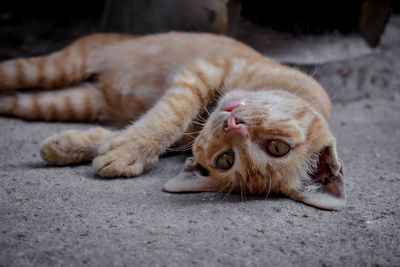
1;16;400;267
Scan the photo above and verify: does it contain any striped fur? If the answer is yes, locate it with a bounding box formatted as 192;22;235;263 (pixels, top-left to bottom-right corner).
0;32;344;210
0;83;104;121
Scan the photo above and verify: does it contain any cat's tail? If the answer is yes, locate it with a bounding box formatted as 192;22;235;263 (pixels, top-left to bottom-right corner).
0;33;136;91
0;83;105;121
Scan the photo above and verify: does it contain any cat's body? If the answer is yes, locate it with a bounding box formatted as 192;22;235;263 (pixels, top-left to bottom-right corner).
0;32;345;210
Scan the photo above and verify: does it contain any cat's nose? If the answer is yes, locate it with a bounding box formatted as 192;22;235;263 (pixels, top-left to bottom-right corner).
222;99;248;112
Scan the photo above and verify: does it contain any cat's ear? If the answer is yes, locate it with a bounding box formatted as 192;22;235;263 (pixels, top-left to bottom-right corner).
291;145;346;210
163;157;217;192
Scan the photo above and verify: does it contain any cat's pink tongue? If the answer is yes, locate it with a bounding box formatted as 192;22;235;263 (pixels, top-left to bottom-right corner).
225;113;242;131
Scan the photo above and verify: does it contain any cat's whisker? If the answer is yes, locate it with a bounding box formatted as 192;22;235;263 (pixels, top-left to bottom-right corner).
167;140;196;152
218;191;232;204
238;178;248;203
195;115;208;123
169;140;194;148
311;63;321;79
166;147;191;152
218;184;234;204
238;180;244;203
288;85;308;99
285;79;300;94
264;174;272;200
204;106;213;117
182;130;202;135
193;121;206;126
166;146;191;152
220;84;229;95
215;86;225;98
187;136;209;149
325;80;346;102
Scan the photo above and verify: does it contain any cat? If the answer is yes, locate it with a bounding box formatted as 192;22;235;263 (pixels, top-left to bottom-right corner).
0;32;345;210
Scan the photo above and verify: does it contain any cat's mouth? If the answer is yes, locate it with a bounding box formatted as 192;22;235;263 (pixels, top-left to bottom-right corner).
223;112;245;132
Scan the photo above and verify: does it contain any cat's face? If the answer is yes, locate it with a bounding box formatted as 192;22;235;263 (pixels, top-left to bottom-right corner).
164;90;345;210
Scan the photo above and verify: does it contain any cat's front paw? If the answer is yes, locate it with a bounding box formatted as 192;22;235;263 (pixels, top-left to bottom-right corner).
40;130;93;165
93;140;157;177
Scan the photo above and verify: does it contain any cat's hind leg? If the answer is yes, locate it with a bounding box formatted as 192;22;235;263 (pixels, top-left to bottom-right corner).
0;42;90;91
0;33;136;91
0;83;105;121
40;127;116;165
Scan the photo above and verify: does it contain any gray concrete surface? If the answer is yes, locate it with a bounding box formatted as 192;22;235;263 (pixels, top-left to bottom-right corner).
1;16;400;267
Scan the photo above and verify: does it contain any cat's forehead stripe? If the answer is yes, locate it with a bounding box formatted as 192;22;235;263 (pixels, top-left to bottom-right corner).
305;115;321;143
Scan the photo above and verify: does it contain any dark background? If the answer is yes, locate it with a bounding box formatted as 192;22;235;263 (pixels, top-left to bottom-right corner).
1;0;398;60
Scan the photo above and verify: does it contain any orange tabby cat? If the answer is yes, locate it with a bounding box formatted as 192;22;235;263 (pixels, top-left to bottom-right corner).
0;32;345;210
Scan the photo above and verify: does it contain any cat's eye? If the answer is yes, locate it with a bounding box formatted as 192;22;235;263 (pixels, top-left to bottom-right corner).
216;151;235;171
265;140;291;157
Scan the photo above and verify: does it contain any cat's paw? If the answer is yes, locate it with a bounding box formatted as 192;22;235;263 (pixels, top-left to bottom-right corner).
93;139;158;177
40;130;93;165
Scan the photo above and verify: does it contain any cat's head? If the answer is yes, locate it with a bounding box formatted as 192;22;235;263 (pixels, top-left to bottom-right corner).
164;89;345;210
